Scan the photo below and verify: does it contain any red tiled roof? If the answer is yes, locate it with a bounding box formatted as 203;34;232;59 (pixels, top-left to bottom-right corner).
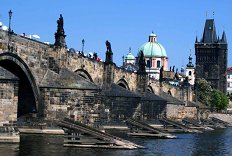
227;67;232;72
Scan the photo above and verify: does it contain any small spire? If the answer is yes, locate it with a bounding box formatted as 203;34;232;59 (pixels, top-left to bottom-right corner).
195;36;198;43
129;47;131;53
187;51;194;68
181;65;185;73
221;31;227;43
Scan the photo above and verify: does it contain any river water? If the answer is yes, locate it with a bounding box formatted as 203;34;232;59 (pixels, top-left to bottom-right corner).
1;128;232;156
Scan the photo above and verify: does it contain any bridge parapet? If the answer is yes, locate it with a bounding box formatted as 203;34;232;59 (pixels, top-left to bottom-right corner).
114;66;137;91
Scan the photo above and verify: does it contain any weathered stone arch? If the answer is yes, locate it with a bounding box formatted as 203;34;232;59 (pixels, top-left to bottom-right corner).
117;78;130;90
0;52;41;117
75;69;93;82
147;85;154;93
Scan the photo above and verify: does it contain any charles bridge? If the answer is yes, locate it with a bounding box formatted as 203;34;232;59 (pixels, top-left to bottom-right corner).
0;15;195;125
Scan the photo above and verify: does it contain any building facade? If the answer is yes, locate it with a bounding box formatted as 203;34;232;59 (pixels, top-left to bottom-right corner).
227;67;232;95
195;19;227;94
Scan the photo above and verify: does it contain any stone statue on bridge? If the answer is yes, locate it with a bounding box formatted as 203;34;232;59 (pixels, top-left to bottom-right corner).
54;14;66;48
105;40;113;64
159;66;164;83
105;40;112;53
138;50;146;74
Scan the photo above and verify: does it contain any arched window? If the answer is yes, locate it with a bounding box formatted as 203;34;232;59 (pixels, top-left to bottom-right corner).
157;60;161;68
189;71;192;76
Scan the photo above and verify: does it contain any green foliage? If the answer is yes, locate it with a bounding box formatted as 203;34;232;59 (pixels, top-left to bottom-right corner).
196;78;229;110
196;78;212;106
211;89;228;110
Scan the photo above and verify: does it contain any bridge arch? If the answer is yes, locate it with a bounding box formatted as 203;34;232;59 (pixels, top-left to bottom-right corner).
75;69;93;82
147;85;154;93
116;78;130;90
0;52;41;117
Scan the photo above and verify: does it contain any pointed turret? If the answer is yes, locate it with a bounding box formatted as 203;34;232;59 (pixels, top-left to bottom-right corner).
195;36;198;43
221;31;227;43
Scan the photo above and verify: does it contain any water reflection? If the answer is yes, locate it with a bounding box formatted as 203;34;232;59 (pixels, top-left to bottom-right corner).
192;128;232;156
0;128;232;156
0;143;19;156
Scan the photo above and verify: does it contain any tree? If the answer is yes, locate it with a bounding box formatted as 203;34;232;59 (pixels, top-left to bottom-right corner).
195;78;212;106
210;89;228;110
196;78;229;110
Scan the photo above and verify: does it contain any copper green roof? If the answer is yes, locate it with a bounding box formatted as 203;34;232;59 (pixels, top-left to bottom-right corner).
138;32;167;57
125;52;135;60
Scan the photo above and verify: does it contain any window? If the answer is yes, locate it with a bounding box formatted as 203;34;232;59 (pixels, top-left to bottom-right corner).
146;60;151;68
228;83;231;88
189;71;192;76
157;60;161;68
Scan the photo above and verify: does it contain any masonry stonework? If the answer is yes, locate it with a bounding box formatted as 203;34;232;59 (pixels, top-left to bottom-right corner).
0;29;196;121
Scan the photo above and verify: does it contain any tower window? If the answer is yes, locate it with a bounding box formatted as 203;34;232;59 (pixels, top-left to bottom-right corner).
189;71;192;76
157;60;161;68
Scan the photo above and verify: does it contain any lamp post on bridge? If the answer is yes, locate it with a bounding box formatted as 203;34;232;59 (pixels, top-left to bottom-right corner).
8;10;13;51
82;39;85;53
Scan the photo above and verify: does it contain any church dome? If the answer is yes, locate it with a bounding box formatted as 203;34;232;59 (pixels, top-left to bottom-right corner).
138;32;167;57
125;52;135;60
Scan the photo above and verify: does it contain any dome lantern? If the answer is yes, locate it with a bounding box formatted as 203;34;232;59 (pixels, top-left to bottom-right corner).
138;32;167;57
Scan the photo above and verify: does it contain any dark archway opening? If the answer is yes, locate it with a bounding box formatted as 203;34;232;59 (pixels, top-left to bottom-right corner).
117;79;130;90
118;83;127;89
0;60;37;117
75;69;93;82
147;86;154;93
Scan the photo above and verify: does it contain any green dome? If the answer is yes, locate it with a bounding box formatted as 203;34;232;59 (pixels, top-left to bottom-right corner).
138;32;167;57
126;52;135;60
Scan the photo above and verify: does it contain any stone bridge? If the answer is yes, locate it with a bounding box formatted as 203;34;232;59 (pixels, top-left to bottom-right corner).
0;21;194;123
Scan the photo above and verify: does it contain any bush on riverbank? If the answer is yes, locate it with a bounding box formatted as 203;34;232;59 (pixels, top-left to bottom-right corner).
196;78;229;110
210;89;229;110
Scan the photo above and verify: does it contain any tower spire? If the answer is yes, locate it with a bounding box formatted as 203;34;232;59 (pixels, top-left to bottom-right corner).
187;50;194;68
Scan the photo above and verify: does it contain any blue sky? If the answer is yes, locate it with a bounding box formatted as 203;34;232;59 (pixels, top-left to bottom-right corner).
1;0;231;69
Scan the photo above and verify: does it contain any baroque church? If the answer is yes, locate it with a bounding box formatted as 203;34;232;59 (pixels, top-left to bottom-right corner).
122;32;168;80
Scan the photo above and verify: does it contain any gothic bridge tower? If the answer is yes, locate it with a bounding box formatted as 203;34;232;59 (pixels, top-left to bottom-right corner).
195;19;227;94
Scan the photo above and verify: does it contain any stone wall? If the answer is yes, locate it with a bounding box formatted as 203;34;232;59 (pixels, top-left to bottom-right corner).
166;104;197;120
114;66;137;91
0;80;18;125
102;96;140;122
40;87;102;123
66;53;105;86
141;100;166;120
